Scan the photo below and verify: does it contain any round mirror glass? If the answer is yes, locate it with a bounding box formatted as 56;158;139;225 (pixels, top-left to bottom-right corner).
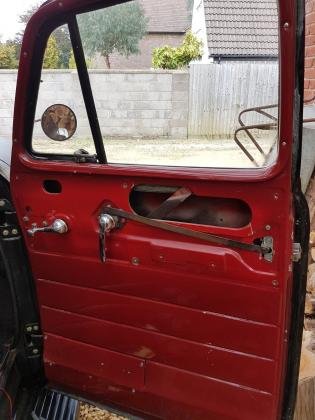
41;104;77;141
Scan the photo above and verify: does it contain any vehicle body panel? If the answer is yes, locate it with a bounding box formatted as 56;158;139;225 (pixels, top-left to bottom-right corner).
8;0;306;419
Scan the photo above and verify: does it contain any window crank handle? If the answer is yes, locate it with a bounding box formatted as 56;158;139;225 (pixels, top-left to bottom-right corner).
99;213;119;263
27;219;69;237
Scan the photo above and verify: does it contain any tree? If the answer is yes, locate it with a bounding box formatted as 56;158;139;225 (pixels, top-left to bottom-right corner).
18;4;71;68
68;51;76;69
0;44;18;69
77;1;148;69
152;31;203;70
68;50;91;69
43;36;60;69
5;38;21;62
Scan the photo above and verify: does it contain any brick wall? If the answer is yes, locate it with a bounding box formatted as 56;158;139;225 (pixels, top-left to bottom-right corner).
305;0;315;101
93;34;185;69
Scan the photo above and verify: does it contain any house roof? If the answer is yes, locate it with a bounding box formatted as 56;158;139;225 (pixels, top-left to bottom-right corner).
204;0;279;57
140;0;191;33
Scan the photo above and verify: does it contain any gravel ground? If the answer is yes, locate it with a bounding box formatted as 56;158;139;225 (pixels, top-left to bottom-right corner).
33;134;276;168
80;403;129;420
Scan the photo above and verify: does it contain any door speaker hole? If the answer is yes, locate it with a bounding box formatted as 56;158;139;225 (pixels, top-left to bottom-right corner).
43;180;62;194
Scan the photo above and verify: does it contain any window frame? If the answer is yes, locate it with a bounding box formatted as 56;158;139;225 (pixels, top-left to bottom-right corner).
18;0;298;184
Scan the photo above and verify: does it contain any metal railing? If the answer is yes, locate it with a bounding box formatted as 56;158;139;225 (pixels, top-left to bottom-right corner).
234;103;315;166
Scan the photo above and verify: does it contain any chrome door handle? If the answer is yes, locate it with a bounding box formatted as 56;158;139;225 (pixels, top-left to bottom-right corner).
99;213;119;262
27;219;69;237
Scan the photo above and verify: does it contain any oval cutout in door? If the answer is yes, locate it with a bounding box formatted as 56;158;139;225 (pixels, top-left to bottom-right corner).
130;185;251;228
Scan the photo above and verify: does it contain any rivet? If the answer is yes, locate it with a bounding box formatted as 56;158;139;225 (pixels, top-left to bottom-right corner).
23;51;28;57
23;216;29;222
283;22;289;29
132;389;136;394
132;257;140;266
15;176;19;181
32;348;39;355
0;200;5;207
274;193;279;200
272;280;279;287
26;326;32;333
13;139;17;143
12;229;18;235
42;221;48;227
265;225;271;231
3;230;9;237
282;141;287;146
122;183;128;189
159;255;164;260
58;1;63;6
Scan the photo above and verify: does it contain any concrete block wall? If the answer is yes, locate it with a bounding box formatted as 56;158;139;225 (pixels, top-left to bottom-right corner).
0;71;17;139
0;69;189;140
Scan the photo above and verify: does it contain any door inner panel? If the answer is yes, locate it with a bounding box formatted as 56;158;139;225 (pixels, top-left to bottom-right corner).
11;169;292;420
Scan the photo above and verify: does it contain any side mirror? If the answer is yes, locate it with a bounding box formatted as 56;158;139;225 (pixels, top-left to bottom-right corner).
41;104;77;141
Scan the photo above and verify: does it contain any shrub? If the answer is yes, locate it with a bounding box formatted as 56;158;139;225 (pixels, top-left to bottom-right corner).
0;44;18;69
152;31;203;70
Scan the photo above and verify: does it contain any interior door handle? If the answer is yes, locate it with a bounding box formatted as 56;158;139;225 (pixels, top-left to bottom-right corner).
27;219;69;237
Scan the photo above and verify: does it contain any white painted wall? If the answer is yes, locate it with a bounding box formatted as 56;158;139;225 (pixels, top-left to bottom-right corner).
191;0;210;63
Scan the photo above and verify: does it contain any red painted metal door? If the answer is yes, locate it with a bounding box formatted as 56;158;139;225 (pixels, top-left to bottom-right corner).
10;0;304;419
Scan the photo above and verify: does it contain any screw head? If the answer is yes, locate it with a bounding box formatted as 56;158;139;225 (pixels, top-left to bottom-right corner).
3;230;9;237
26;326;32;333
12;229;18;235
0;200;5;207
23;216;29;222
32;348;39;355
272;280;279;287
131;257;140;266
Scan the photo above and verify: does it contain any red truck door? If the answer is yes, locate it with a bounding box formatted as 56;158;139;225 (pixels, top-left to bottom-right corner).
10;0;308;419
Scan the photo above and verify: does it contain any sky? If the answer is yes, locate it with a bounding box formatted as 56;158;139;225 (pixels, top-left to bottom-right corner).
0;0;40;41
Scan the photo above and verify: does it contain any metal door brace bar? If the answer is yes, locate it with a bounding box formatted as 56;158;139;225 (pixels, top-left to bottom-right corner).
147;187;192;219
105;207;272;257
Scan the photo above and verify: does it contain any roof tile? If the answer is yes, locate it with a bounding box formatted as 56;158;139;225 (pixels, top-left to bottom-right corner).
204;0;279;57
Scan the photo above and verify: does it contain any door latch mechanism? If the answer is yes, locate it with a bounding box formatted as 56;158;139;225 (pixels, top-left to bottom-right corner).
292;242;302;262
99;213;120;262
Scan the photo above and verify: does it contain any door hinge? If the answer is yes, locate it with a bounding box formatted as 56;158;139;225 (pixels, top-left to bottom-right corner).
24;323;43;358
292;242;302;262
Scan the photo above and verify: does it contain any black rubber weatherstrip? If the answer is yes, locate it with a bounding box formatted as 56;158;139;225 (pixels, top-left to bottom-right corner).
68;16;107;164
